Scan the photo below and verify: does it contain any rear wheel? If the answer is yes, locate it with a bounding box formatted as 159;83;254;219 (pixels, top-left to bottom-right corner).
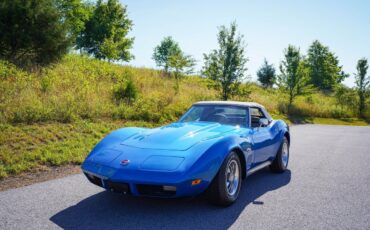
270;136;289;173
207;151;242;206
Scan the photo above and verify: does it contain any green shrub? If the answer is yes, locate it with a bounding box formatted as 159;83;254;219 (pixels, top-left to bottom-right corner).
0;60;19;79
0;165;7;179
12;104;50;124
40;76;52;93
52;106;76;123
277;101;289;114
113;79;138;105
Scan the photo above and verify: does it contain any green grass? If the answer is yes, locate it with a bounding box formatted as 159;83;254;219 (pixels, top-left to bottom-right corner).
271;113;369;126
0;54;368;179
0;120;156;179
311;117;369;126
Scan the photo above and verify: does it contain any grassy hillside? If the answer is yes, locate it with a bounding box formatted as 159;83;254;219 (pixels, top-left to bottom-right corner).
0;120;154;179
0;55;216;124
0;55;368;179
2;54;368;124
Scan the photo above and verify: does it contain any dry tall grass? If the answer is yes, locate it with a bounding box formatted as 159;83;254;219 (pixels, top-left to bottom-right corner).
0;54;365;124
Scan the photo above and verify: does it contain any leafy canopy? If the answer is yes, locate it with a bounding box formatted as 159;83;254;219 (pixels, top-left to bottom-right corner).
202;22;248;100
0;0;71;69
57;0;94;44
153;37;181;73
257;59;276;88
77;0;134;61
334;84;357;112
168;51;195;79
355;58;369;116
307;40;347;91
277;45;311;106
168;50;196;93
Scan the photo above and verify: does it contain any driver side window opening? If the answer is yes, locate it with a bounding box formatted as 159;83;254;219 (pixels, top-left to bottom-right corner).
250;107;267;128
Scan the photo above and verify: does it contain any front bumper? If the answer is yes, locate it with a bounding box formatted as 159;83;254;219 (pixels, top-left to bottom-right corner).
82;161;210;198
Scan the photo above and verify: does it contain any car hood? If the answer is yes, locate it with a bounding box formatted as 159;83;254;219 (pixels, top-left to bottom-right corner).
120;122;238;151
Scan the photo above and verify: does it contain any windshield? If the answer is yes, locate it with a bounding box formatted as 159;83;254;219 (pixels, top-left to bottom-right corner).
179;105;249;127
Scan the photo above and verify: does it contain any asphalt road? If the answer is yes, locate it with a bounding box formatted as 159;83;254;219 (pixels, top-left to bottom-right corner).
1;125;370;230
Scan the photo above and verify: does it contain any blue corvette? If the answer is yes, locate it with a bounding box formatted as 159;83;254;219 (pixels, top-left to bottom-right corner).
82;101;290;206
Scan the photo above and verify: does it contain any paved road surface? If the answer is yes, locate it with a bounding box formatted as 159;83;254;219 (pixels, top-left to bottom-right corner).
1;125;370;230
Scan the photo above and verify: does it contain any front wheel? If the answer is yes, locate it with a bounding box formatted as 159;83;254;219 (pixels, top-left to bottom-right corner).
207;151;242;206
270;136;289;173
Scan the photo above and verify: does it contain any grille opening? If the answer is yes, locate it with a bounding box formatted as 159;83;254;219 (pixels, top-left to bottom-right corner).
84;173;103;187
136;184;176;197
107;181;131;194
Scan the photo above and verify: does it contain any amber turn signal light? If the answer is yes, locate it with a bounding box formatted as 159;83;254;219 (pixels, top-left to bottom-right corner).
191;179;202;186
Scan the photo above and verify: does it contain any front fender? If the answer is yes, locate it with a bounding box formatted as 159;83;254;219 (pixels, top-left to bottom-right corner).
185;134;252;185
268;120;290;161
276;120;290;145
85;127;148;160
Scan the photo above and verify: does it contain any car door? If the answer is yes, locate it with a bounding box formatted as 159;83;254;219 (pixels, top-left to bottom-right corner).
249;107;272;164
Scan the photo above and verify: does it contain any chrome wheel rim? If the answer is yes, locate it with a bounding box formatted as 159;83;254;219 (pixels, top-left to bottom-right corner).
225;159;240;196
281;142;289;168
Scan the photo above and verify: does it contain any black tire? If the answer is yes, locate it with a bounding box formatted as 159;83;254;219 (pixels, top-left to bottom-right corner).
270;136;289;173
207;151;242;206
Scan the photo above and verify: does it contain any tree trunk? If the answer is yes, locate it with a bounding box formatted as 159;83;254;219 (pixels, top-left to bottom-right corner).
288;90;294;114
222;87;228;101
359;92;365;117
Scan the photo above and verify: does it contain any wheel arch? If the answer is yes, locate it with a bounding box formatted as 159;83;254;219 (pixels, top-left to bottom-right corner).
188;136;248;186
284;131;290;146
231;147;247;179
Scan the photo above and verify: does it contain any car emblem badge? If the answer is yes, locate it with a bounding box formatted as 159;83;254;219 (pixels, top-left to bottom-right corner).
120;159;130;166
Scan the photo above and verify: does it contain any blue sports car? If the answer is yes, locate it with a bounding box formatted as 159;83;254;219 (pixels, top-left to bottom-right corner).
82;101;290;206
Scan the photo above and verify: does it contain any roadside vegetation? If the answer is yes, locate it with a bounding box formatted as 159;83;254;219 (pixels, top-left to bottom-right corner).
1;55;369;179
0;120;154;179
0;0;369;179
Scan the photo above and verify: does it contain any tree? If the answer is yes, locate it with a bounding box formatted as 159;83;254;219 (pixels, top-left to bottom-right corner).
334;84;357;112
202;22;248;100
257;59;276;88
355;58;369;117
167;50;195;93
152;37;181;73
78;0;134;61
277;45;311;107
307;40;346;91
57;0;93;45
0;0;71;69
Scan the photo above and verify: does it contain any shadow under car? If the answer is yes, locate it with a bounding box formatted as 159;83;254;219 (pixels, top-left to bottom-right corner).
50;168;291;230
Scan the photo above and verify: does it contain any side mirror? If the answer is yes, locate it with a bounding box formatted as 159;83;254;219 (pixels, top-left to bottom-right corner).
259;118;269;127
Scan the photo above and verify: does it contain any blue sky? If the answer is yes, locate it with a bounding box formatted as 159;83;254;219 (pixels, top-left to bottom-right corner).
121;0;370;87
